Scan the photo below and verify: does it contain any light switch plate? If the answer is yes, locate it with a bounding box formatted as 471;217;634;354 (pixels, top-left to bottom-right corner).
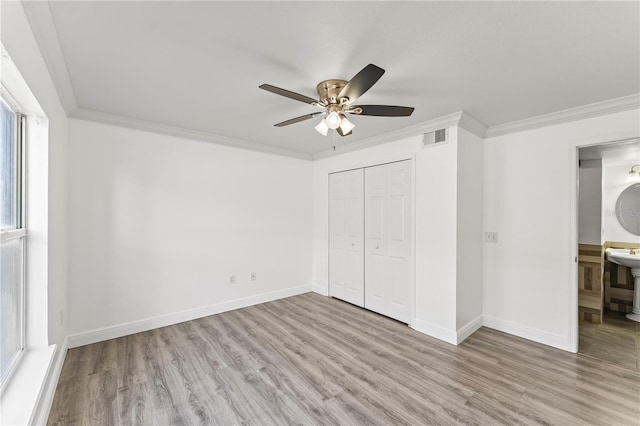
485;232;498;243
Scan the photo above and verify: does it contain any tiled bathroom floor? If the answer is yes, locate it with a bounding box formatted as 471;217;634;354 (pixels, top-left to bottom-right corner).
579;310;640;371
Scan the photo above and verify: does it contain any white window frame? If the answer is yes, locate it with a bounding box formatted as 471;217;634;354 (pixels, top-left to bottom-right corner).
0;91;27;391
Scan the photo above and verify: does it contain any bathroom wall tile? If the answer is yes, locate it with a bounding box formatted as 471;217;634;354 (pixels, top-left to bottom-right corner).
579;244;603;323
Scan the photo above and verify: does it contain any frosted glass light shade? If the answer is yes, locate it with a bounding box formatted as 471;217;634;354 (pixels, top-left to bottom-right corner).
315;118;329;136
339;115;355;134
326;111;341;129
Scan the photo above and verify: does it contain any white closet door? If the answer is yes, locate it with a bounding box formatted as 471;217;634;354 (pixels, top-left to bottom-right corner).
364;160;412;323
329;169;364;307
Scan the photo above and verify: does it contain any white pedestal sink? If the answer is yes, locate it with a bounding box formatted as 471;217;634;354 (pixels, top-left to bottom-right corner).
606;248;640;322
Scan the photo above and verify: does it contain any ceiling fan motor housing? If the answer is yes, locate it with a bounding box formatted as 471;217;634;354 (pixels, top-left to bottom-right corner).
316;79;348;104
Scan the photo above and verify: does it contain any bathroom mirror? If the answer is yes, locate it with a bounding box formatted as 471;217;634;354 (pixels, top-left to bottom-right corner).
615;183;640;236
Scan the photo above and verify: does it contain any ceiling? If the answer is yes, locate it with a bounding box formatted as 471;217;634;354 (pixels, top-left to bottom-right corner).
579;138;640;162
25;1;640;157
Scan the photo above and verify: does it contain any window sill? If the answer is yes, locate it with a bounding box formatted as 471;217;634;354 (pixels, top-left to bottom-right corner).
0;345;55;425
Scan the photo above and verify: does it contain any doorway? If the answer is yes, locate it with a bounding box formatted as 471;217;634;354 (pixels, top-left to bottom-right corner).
577;139;640;370
329;159;413;324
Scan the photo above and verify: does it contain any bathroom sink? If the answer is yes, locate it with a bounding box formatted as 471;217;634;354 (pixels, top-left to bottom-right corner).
606;248;640;322
606;248;640;270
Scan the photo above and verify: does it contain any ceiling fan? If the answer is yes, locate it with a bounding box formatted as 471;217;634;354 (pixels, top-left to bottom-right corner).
259;64;415;137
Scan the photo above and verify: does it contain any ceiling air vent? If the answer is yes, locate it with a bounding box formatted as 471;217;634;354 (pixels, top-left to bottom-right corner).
422;128;447;148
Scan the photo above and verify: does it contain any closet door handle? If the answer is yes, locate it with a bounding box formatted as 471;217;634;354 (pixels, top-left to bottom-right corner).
375;245;380;250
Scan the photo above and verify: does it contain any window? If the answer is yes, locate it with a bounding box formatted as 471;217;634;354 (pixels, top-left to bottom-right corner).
1;95;25;387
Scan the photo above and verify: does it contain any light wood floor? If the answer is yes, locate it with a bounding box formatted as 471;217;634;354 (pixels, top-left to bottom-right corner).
49;293;640;425
580;309;640;371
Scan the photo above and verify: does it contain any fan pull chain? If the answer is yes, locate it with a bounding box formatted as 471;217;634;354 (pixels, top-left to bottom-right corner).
332;127;337;151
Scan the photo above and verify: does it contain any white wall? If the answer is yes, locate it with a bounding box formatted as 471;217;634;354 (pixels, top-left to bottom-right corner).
602;156;640;243
578;160;602;245
455;128;483;330
1;2;70;423
67;119;313;339
483;109;640;351
312;137;419;295
1;1;69;349
414;131;458;338
312;127;478;343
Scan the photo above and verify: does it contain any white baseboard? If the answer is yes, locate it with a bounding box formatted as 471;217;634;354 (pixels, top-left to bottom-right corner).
482;315;571;351
30;337;68;425
456;315;483;344
68;284;312;348
411;318;457;345
312;284;329;296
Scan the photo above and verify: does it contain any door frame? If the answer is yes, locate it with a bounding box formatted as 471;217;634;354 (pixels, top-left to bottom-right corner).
570;136;639;353
327;152;417;328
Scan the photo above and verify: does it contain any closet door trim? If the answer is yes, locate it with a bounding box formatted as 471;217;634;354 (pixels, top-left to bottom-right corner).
327;155;416;328
325;151;416;175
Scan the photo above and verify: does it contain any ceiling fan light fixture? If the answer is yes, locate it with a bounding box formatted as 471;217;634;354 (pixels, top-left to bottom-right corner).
325;111;342;129
260;64;414;138
339;115;355;134
627;164;640;183
315;118;329;136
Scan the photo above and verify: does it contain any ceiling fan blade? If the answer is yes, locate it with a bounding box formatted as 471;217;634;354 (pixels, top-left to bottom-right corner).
259;84;319;105
348;105;415;117
338;64;385;103
336;127;352;137
274;112;324;127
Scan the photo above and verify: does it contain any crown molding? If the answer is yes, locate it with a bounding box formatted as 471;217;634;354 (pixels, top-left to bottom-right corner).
313;111;488;160
21;0;78;115
15;1;637;155
458;112;488;139
313;112;465;160
71;108;313;160
485;94;640;138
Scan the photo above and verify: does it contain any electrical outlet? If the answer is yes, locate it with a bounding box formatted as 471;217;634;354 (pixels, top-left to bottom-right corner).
59;310;64;327
251;272;256;281
229;275;236;285
485;232;498;243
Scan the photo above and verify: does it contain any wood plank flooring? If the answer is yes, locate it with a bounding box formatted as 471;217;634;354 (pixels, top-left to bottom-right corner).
579;309;640;370
48;293;640;425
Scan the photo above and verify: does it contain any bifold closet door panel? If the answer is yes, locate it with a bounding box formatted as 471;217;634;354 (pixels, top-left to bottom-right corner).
364;160;411;323
329;169;364;307
363;165;386;315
